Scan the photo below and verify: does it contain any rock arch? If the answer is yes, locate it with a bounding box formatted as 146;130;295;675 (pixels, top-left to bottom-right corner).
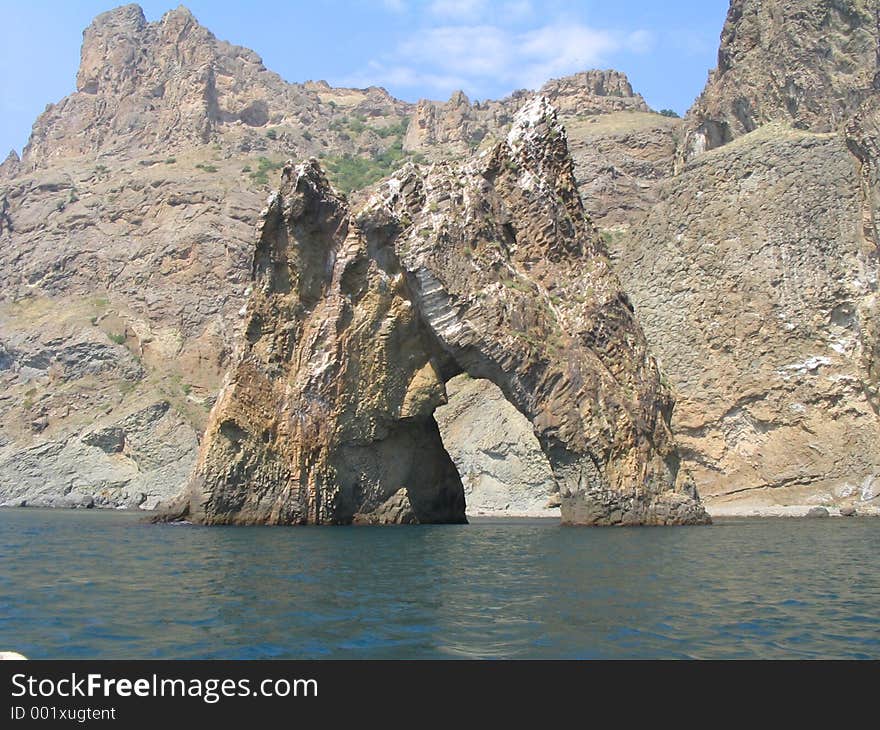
156;98;709;526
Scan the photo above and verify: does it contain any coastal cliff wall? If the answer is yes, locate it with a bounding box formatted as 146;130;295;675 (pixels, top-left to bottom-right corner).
2;1;878;518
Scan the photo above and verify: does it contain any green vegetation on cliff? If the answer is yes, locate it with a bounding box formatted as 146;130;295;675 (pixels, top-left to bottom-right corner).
323;139;426;193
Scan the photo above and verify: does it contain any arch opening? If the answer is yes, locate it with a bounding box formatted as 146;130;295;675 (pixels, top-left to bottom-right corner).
434;374;560;519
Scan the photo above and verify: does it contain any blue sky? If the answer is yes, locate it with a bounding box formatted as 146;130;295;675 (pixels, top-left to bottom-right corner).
0;0;730;155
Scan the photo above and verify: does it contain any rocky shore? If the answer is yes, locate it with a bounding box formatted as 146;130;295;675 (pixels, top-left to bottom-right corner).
1;0;878;523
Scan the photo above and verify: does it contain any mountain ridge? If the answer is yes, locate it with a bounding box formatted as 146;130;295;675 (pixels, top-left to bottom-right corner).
2;0;878;519
0;2;677;515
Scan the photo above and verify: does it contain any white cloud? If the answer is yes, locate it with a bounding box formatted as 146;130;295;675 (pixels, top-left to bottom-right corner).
347;60;470;93
428;0;489;21
427;0;534;23
626;29;655;54
516;23;619;87
398;25;510;77
344;4;654;101
348;20;648;98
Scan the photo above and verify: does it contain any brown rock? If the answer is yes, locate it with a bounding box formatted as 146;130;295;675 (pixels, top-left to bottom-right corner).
681;0;879;162
619;124;880;510
0;3;412;510
614;0;880;512
402;72;674;231
157;98;709;526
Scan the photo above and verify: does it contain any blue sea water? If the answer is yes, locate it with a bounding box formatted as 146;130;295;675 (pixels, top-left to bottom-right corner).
0;508;878;659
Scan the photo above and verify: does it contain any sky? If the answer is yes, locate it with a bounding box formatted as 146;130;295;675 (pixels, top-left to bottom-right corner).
0;0;730;156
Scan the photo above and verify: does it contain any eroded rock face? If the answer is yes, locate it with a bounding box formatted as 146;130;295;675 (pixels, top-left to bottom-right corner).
615;0;880;513
0;4;675;512
620;125;880;508
157;159;465;524
403;71;672;230
0;4;412;511
403;70;649;157
682;0;879;162
0;401;196;510
23;4;411;168
158;98;709;526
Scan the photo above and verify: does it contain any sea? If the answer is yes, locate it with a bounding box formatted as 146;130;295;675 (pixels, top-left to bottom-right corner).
1;508;878;659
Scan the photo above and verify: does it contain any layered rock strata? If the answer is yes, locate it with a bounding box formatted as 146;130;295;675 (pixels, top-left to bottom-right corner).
681;0;879;162
435;375;559;517
403;70;676;229
615;0;880;512
158;98;709;525
0;5;676;512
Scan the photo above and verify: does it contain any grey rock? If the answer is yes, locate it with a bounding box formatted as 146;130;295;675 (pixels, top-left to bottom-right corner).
860;475;879;502
435;376;559;517
618;127;880;509
0;401;197;510
806;506;830;518
82;426;125;453
681;0;879;162
157;103;709;526
840;506;857;517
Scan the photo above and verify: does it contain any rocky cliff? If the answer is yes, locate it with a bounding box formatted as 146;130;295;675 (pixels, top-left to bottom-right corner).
23;4;411;168
0;4;680;516
435;375;559;517
156;98;708;525
614;0;880;514
681;0;879;161
5;0;875;520
403;70;677;230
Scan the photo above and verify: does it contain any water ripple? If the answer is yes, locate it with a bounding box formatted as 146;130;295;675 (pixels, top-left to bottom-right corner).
0;510;879;659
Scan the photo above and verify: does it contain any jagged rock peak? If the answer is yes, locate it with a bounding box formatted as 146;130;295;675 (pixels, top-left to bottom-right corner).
76;4;226;96
402;68;650;157
506;95;564;151
538;69;649;115
89;3;147;30
20;3;414;168
157;97;710;526
540;69;642;101
682;0;880;161
0;149;20;179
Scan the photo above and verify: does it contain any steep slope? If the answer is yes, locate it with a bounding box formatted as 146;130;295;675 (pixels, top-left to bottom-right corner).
404;70;681;230
0;4;412;509
616;0;880;513
435;374;559;517
157;99;708;526
0;4;678;513
681;0;879;161
23;4;411;169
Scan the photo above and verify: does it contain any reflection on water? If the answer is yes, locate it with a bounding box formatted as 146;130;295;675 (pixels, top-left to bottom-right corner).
1;509;878;659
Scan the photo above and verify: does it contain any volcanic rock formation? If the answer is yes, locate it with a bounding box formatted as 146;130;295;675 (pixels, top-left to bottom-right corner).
615;0;880;512
157;98;709;525
6;0;876;519
681;0;879;162
0;4;677;513
403;70;674;229
23;4;411;168
435;375;559;517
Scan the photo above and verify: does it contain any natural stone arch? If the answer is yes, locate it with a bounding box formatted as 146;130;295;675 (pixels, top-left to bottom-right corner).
156;98;709;526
